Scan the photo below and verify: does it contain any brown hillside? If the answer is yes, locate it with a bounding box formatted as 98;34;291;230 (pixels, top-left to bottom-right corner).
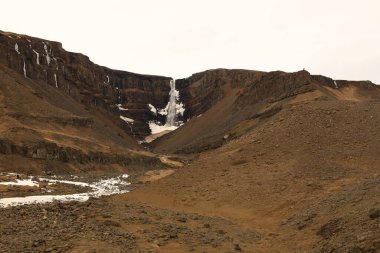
0;64;164;175
125;79;380;252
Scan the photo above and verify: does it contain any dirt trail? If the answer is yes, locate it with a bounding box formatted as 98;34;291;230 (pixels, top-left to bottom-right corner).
159;156;184;168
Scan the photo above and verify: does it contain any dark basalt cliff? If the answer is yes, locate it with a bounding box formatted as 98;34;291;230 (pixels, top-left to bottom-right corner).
0;31;171;138
153;68;379;154
176;69;264;120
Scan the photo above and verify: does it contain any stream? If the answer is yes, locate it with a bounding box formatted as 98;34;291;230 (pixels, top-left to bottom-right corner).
0;173;130;207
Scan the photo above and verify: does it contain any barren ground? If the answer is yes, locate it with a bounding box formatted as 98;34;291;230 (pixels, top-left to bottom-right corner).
1;86;380;253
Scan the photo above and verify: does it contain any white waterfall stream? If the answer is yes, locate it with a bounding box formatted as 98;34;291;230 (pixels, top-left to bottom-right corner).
146;79;185;138
165;79;178;126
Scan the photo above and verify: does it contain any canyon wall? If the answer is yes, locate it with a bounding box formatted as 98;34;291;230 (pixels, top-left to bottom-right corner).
1;31;377;139
0;31;171;137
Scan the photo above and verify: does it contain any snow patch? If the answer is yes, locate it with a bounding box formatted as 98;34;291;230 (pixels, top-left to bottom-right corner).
0;174;130;208
333;80;339;89
116;104;128;111
120;115;134;123
14;43;20;54
176;102;185;116
0;193;91;207
40;178;90;188
43;42;51;65
148;121;178;134
0;178;38;187
148;104;157;115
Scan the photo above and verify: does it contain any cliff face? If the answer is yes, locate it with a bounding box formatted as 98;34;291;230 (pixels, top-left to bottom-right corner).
0;31;171;137
177;69;379;121
153;68;380;153
176;69;264;120
176;69;315;120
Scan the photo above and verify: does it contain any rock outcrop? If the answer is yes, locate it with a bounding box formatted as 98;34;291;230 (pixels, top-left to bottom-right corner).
0;138;161;167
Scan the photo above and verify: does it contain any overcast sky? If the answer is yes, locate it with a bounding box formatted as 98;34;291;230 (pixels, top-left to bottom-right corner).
1;0;379;83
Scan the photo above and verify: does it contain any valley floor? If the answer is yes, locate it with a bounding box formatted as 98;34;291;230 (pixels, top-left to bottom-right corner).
1;169;379;253
1;99;380;253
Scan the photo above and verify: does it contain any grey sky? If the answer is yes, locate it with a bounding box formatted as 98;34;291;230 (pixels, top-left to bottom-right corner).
1;0;379;83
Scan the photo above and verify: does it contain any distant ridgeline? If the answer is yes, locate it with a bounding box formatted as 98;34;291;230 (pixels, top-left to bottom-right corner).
0;31;377;143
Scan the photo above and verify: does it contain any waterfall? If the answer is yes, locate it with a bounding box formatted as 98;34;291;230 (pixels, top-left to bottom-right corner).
147;78;185;137
165;79;177;126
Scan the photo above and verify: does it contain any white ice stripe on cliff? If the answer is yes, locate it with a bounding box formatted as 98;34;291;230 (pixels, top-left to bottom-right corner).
54;73;58;88
32;50;40;65
43;42;51;65
14;43;20;54
23;60;27;78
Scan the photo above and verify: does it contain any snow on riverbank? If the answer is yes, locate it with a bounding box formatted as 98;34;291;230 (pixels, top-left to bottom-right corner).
0;177;39;187
0;174;131;208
